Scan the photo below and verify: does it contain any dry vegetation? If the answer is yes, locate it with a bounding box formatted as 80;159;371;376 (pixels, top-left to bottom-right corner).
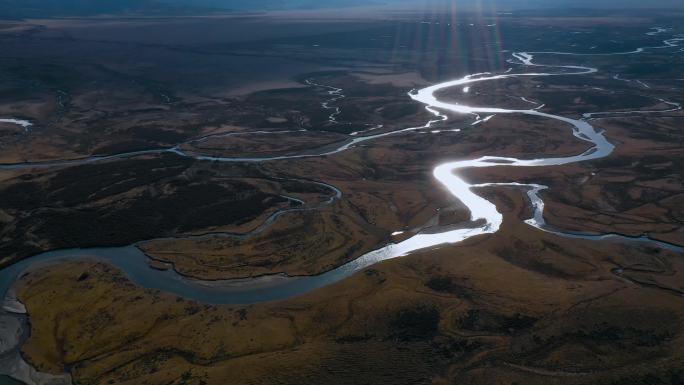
2;11;684;385
16;189;684;385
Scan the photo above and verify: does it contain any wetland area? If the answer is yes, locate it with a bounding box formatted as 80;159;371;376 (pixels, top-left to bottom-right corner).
0;2;683;385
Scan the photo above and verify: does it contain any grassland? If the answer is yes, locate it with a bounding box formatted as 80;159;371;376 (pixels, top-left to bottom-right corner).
1;8;684;385
16;188;684;385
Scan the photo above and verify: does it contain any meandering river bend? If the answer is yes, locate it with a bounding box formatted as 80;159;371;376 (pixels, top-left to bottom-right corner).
1;31;683;306
2;28;684;385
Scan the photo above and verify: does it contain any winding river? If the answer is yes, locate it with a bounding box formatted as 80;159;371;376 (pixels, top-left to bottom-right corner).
0;119;31;131
1;26;684;385
1;31;683;306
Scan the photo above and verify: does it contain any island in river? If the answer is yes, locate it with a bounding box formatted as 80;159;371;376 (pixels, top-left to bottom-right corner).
0;3;683;385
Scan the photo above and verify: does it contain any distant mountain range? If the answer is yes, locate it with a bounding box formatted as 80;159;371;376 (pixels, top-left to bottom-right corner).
0;0;190;18
0;0;682;18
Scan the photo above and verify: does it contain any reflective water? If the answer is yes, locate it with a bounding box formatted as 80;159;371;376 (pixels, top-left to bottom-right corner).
1;31;682;306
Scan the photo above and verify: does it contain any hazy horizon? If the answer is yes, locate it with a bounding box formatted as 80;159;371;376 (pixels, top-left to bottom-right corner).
2;0;684;18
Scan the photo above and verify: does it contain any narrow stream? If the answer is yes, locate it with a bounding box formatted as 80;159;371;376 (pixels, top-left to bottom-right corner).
1;27;683;385
1;47;680;304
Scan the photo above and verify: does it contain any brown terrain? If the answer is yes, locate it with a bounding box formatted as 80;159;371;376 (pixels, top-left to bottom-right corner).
140;112;591;279
15;187;684;385
1;8;683;385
